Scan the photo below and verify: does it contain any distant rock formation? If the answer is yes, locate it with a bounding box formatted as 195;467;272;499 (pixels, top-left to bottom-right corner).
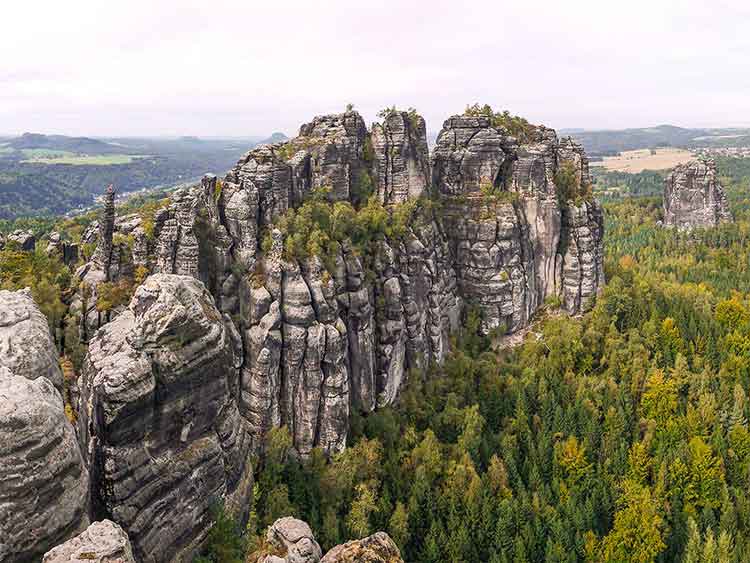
663;159;732;229
0;367;89;563
5;229;35;251
42;520;136;563
0;287;64;391
45;231;80;265
256;518;403;563
77;274;253;563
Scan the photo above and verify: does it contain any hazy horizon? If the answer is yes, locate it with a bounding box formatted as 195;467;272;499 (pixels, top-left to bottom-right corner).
4;0;749;137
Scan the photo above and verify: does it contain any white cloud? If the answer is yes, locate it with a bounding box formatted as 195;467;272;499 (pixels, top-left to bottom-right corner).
1;0;747;136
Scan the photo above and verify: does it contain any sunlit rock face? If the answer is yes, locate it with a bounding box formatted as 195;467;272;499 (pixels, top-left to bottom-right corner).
663;158;732;229
77;274;253;563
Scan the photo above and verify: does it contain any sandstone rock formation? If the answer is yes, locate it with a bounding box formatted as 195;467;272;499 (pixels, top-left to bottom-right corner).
432;115;604;332
0;368;89;563
77;274;253;563
663;158;732;229
42;520;136;563
371;110;430;204
256;518;403;563
0;287;64;391
73;108;603;460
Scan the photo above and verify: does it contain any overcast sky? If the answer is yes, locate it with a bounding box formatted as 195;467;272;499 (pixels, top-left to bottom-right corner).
3;0;750;137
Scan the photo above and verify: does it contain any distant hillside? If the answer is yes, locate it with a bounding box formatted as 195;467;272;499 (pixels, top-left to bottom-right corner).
7;133;130;155
562;125;750;158
0;133;267;219
259;132;289;145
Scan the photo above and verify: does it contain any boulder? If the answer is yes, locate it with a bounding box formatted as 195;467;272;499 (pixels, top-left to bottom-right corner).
42;520;135;563
321;532;403;563
261;517;322;563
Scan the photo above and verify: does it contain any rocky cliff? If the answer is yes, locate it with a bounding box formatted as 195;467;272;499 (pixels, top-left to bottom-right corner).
663;158;732;229
70;108;604;463
0;287;65;391
77;274;253;563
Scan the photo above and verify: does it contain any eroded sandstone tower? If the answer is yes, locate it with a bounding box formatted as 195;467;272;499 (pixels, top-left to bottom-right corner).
663;158;732;229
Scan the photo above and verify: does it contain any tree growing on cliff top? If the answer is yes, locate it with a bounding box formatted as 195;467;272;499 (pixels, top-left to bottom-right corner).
464;103;536;143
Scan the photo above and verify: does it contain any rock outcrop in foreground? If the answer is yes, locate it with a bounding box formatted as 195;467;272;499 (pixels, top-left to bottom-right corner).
42;520;136;563
0;368;89;563
663;158;732;229
0;288;64;391
258;518;403;563
77;274;253;563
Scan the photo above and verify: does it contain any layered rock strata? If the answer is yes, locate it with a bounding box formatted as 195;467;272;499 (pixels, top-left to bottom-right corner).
663;158;732;229
77;274;253;563
0;368;89;563
371;110;430;204
75;109;603;461
42;520;136;563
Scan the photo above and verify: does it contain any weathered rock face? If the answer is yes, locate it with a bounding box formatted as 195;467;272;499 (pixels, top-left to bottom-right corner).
42;520;135;563
371;110;430;204
91;185;116;281
0;368;89;563
0;287;64;391
432;115;605;332
663;158;732;229
320;532;403;563
77;274;253;563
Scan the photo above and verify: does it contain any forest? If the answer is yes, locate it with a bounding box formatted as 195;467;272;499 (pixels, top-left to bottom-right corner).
4;157;750;562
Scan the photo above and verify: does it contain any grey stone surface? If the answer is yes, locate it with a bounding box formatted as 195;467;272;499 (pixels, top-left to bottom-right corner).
663;158;732;229
77;274;252;563
42;520;135;563
0;368;89;563
0;287;64;391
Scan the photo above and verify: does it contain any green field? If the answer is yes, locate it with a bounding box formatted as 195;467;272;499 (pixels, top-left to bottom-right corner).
20;150;148;165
